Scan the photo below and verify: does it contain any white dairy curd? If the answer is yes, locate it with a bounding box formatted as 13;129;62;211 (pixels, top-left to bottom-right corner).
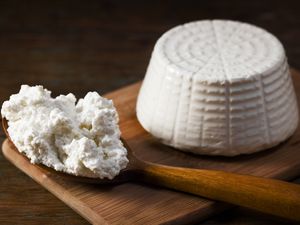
1;85;128;179
137;20;299;156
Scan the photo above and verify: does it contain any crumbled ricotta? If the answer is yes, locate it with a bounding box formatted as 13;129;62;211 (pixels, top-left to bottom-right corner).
1;85;128;179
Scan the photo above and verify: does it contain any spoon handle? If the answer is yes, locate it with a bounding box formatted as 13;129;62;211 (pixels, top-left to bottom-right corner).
137;163;300;221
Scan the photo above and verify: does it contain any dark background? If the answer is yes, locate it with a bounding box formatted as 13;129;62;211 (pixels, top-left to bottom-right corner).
0;0;299;224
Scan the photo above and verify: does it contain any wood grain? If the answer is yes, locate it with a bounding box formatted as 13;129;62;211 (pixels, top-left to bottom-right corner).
135;164;300;221
2;69;300;225
4;119;300;221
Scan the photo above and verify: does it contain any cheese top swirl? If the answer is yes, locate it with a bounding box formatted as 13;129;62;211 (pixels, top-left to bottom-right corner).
137;20;298;156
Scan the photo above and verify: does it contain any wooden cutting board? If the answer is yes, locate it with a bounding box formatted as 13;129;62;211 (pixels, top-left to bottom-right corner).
2;69;300;225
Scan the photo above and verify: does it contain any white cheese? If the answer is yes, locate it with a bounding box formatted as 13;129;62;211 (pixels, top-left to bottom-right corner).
137;20;299;156
1;85;128;179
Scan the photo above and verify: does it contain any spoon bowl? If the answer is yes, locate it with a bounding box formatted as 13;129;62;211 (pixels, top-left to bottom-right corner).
2;118;139;184
2;118;300;221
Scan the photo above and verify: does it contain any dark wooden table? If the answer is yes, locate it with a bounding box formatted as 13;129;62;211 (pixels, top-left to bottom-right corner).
0;1;300;224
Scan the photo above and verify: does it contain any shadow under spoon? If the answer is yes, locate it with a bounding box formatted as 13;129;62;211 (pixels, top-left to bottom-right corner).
2;118;300;221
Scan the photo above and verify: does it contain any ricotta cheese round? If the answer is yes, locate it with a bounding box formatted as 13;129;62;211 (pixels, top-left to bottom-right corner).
1;85;128;179
137;20;299;156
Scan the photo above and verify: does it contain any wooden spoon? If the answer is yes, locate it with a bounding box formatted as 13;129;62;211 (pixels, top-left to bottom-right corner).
2;118;300;221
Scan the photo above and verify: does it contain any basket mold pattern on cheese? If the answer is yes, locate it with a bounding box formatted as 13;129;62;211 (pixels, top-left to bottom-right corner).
136;20;299;156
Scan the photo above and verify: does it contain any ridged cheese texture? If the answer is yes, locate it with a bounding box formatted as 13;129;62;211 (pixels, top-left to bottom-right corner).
136;20;299;156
